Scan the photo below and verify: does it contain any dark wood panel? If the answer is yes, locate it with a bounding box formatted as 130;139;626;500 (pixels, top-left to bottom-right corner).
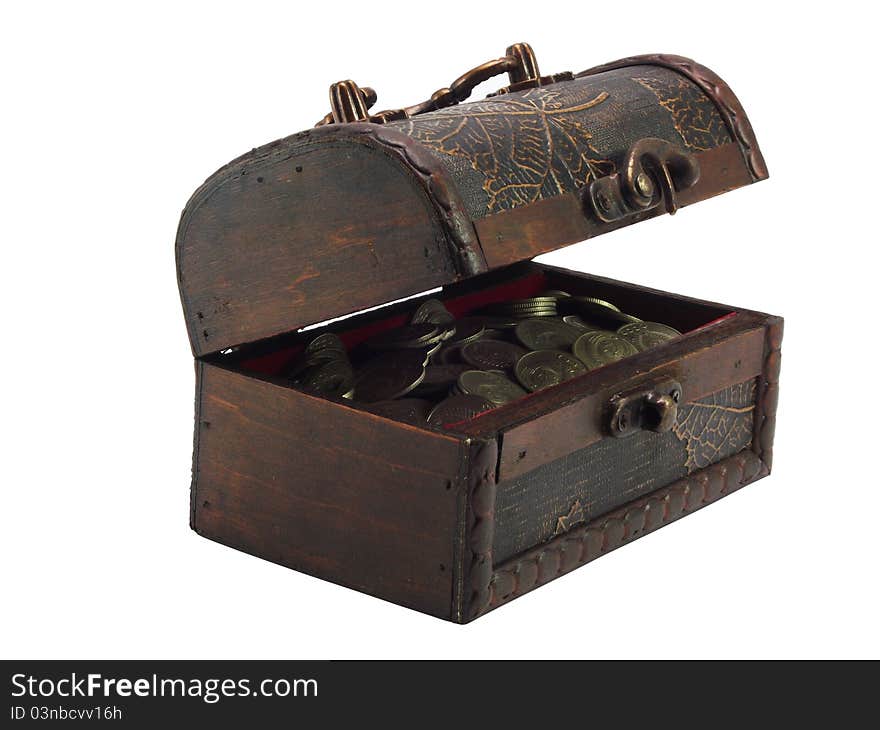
485;450;767;618
493;379;757;562
192;363;467;619
177;134;461;357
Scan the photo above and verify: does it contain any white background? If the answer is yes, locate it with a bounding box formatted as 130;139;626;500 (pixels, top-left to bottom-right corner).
3;1;878;659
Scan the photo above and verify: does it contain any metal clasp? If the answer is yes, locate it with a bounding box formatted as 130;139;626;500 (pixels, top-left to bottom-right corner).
586;138;700;223
608;379;682;438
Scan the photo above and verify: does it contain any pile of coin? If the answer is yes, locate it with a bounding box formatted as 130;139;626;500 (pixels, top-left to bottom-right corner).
285;291;682;430
286;333;355;399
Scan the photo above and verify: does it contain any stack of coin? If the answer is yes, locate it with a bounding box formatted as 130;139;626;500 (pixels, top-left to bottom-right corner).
286;333;355;399
483;296;558;318
287;292;683;431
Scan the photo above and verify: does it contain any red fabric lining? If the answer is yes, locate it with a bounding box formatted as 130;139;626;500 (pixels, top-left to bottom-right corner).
689;310;737;332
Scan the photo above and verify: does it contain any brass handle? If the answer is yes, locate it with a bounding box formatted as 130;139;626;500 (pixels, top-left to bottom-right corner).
327;81;377;125
587;138;700;222
608;380;682;438
317;42;548;126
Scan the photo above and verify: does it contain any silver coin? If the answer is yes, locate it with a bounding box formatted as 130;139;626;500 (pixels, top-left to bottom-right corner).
457;370;527;406
298;359;355;398
461;339;528;371
364;323;441;350
411;298;455;325
354;351;426;402
484;298;559;317
575;296;622;312
444;318;486;345
365;398;432;424
514;350;587;392
572;330;640;369
412;364;472;395
515;318;583;351
305;332;347;354
468;315;520;330
500;296;559;308
427;395;495;427
490;304;558;315
561;298;641;329
539;290;572;298
288;334;350;379
562;315;601;332
617;321;682;351
479;328;506;340
434;343;464;364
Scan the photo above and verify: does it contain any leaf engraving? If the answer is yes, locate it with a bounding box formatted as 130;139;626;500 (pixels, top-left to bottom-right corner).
673;380;756;472
554;500;585;536
634;73;732;151
395;85;615;213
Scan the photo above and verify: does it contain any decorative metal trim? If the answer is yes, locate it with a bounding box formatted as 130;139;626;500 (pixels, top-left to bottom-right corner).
369;125;487;277
752;317;784;472
577;54;768;182
459;438;499;622
480;450;766;618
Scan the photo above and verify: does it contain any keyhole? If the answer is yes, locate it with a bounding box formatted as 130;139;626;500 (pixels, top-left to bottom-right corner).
643;401;664;430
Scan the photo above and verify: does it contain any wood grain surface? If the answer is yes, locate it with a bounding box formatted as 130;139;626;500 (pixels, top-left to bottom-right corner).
192;362;469;619
177;132;462;357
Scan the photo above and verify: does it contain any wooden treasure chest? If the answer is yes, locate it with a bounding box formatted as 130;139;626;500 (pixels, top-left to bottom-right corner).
175;43;782;622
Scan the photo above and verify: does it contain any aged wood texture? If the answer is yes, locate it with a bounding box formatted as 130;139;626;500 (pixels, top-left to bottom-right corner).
387;65;735;218
492;379;757;563
578;54;768;181
176;51;777;621
177;125;483;357
192;362;471;619
483;450;766;618
184;262;780;621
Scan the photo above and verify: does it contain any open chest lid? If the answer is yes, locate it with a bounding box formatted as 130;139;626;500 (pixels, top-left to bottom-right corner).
176;44;767;357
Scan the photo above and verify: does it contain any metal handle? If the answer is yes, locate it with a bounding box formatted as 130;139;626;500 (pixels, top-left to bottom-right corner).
316;42;547;126
587;138;700;222
608;379;682;438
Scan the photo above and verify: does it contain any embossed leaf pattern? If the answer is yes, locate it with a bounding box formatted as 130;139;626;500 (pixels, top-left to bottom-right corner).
553;500;585;536
396;85;614;213
634;74;732;151
673;380;756;472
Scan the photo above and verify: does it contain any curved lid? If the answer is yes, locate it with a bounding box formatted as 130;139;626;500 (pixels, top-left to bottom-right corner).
176;50;766;356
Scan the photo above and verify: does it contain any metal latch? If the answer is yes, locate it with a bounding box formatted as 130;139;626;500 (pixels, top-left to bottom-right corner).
608;379;682;438
586;138;700;222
